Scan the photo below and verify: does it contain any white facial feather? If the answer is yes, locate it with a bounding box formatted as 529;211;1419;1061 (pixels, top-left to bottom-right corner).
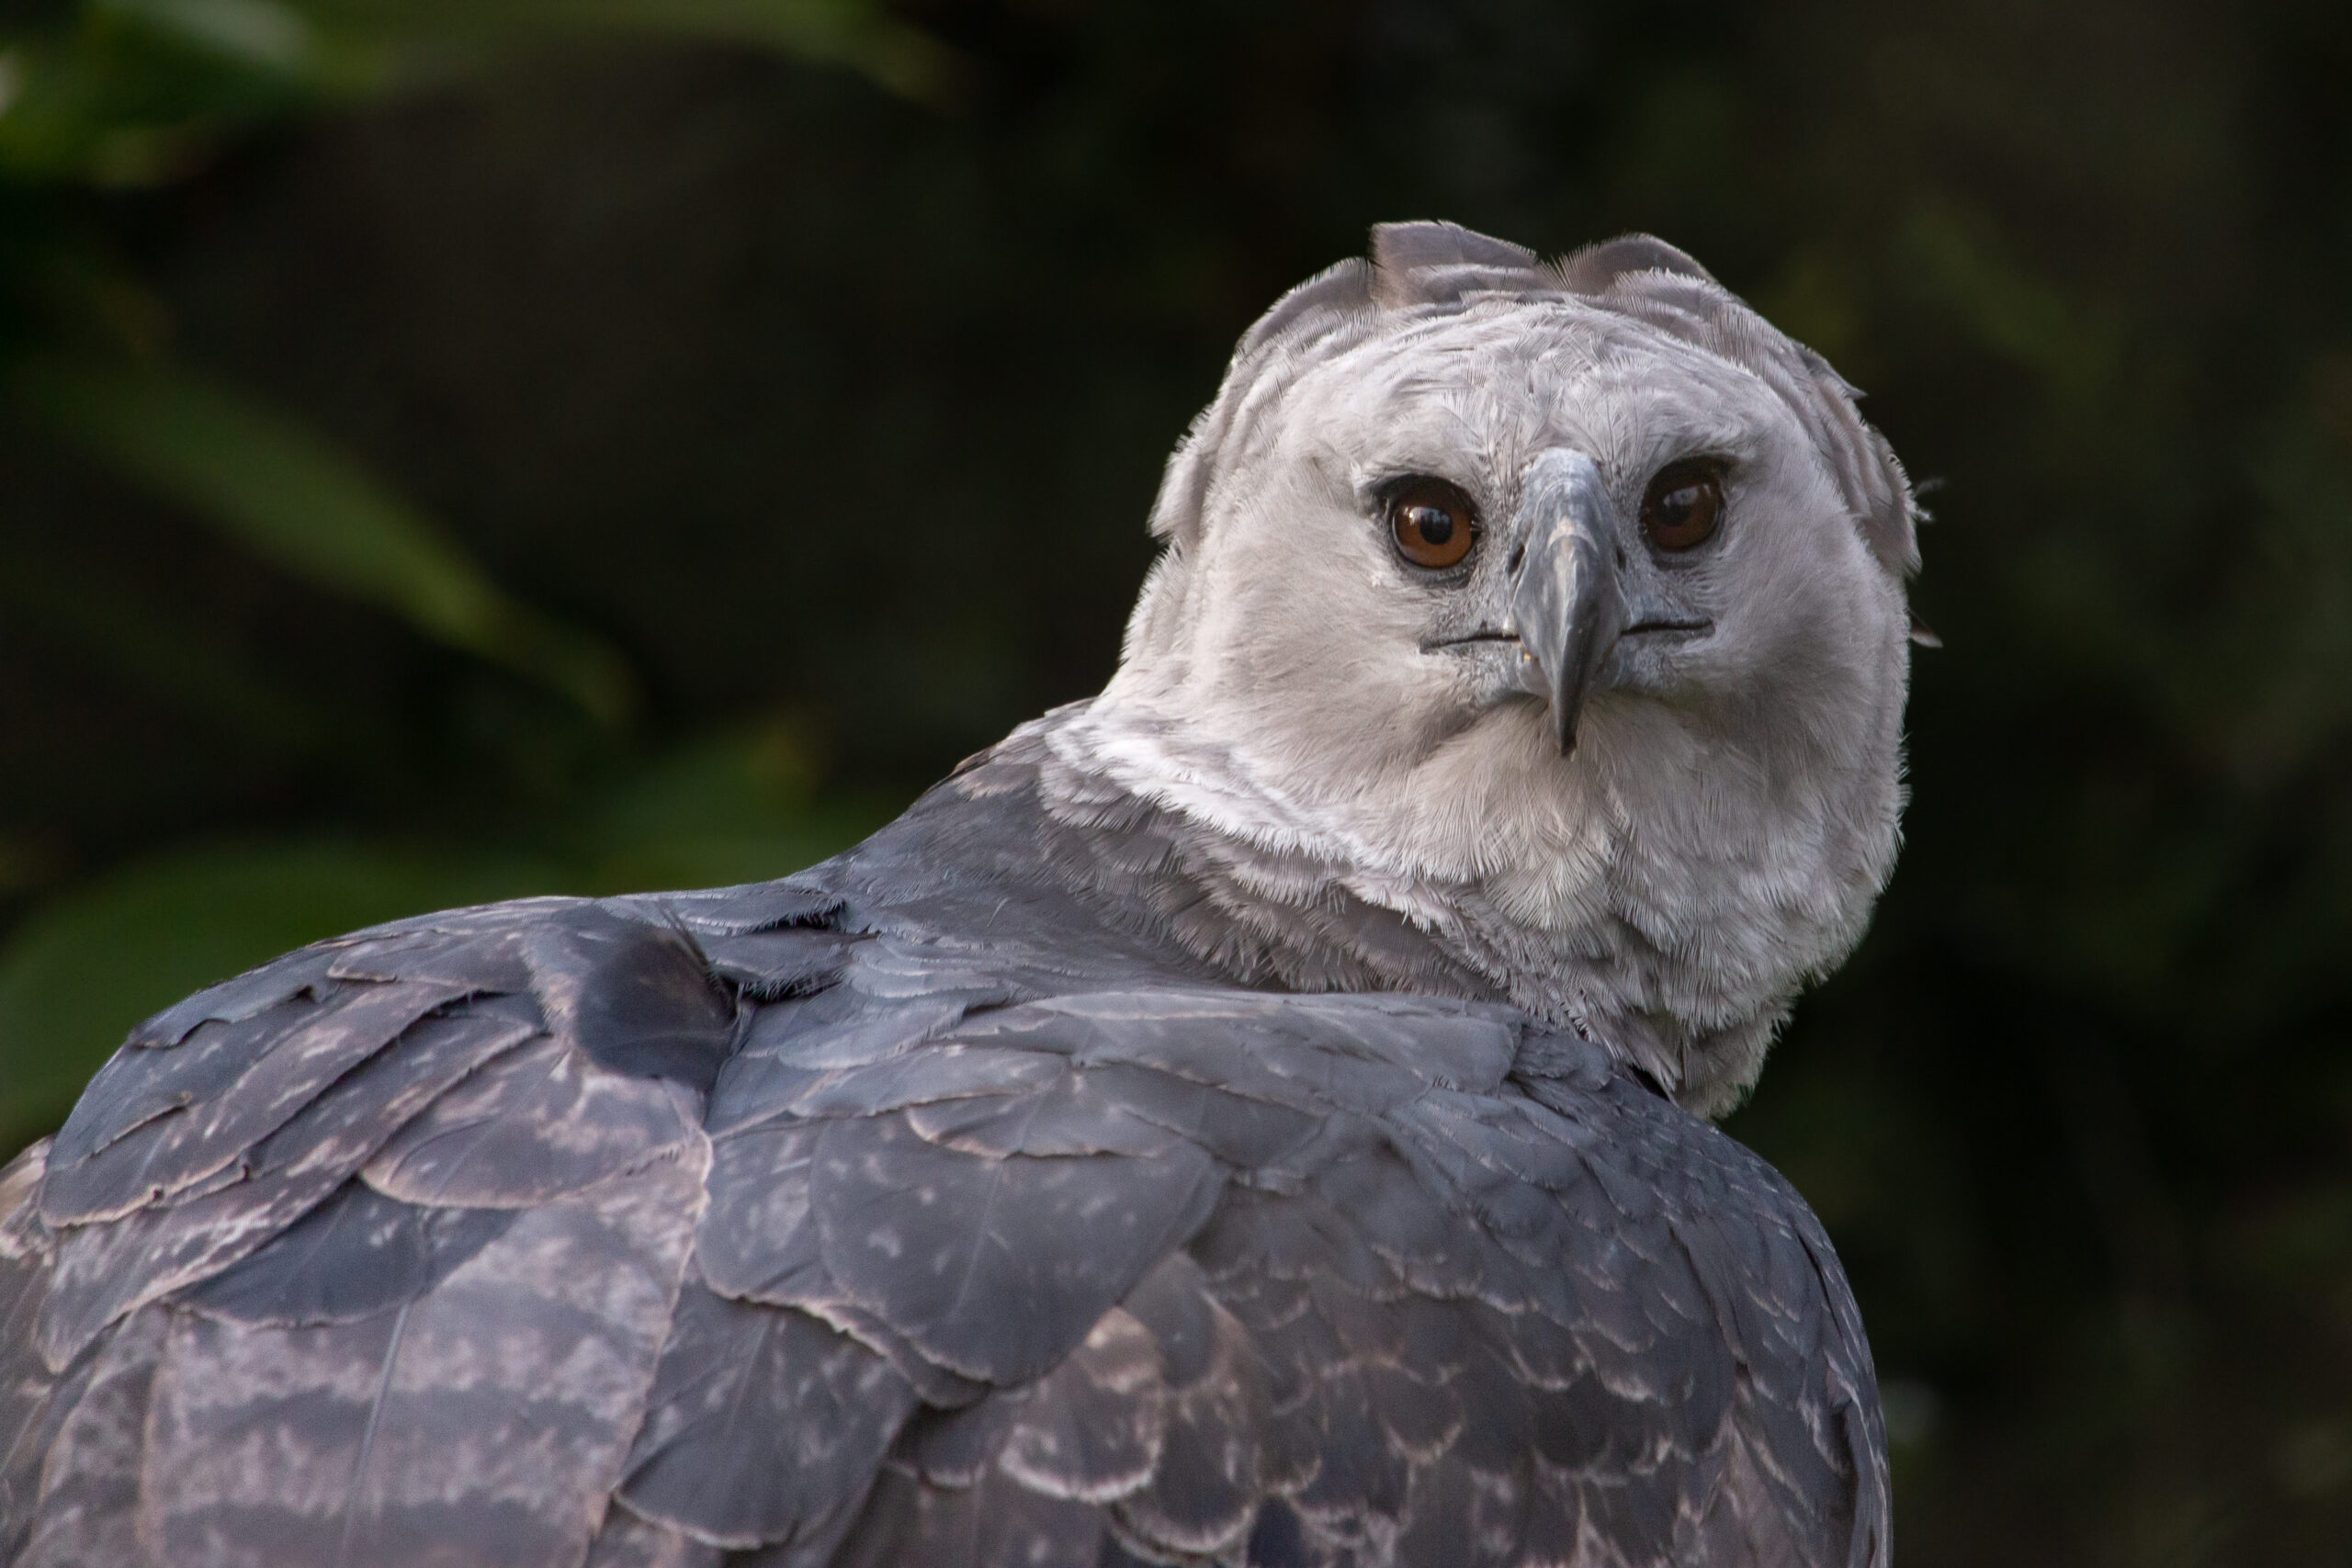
1069;227;1916;1116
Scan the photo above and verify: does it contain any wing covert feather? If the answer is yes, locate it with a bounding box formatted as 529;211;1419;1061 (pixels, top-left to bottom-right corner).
141;1138;706;1568
616;1277;915;1553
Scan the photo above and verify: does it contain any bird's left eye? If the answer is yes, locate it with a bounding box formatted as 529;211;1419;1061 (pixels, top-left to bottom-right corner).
1640;460;1725;552
1386;478;1479;570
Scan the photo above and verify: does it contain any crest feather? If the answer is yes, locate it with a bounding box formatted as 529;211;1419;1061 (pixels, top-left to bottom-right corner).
1148;221;1917;581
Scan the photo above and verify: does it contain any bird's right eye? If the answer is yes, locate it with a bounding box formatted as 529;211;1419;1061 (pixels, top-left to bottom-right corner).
1385;478;1479;570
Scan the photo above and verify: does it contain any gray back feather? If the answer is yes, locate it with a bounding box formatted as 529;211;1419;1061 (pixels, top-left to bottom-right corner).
0;729;1891;1568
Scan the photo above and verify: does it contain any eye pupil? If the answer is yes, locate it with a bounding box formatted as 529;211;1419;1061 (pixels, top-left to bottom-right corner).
1386;479;1478;570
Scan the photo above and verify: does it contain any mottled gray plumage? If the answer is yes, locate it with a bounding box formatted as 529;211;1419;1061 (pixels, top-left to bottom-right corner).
0;221;1916;1566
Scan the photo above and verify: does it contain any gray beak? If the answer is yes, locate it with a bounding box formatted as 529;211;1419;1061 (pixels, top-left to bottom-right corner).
1506;450;1627;755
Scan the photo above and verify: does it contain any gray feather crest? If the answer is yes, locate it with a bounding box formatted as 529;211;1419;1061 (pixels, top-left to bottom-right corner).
1149;220;1917;584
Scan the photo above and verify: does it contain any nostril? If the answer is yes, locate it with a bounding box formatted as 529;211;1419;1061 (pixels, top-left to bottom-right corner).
1507;544;1526;574
1613;545;1628;570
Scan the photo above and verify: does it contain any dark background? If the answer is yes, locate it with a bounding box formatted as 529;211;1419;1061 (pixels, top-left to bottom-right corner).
5;0;2352;1562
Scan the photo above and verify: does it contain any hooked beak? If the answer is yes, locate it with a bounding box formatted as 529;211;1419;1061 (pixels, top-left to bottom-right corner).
1505;450;1627;755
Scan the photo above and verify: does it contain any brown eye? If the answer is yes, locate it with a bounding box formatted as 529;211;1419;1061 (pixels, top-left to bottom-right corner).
1640;460;1724;551
1386;478;1478;570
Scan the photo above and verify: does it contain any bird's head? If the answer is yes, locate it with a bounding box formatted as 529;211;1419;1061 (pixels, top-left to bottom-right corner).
1082;222;1919;1114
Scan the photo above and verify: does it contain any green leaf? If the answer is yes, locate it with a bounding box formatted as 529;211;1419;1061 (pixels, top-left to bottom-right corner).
0;839;559;1151
285;0;956;102
6;354;640;726
96;0;318;75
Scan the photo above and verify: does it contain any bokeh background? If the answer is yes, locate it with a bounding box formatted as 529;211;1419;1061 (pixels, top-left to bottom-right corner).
3;0;2350;1561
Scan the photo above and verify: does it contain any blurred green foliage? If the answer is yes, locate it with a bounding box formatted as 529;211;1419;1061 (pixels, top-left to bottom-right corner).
0;0;920;1135
4;1;2352;1563
14;355;639;718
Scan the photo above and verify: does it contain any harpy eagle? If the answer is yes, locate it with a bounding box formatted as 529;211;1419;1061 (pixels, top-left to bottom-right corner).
0;221;1917;1568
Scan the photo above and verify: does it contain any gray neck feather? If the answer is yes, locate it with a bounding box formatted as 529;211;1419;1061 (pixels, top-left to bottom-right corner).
1019;703;1770;1112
